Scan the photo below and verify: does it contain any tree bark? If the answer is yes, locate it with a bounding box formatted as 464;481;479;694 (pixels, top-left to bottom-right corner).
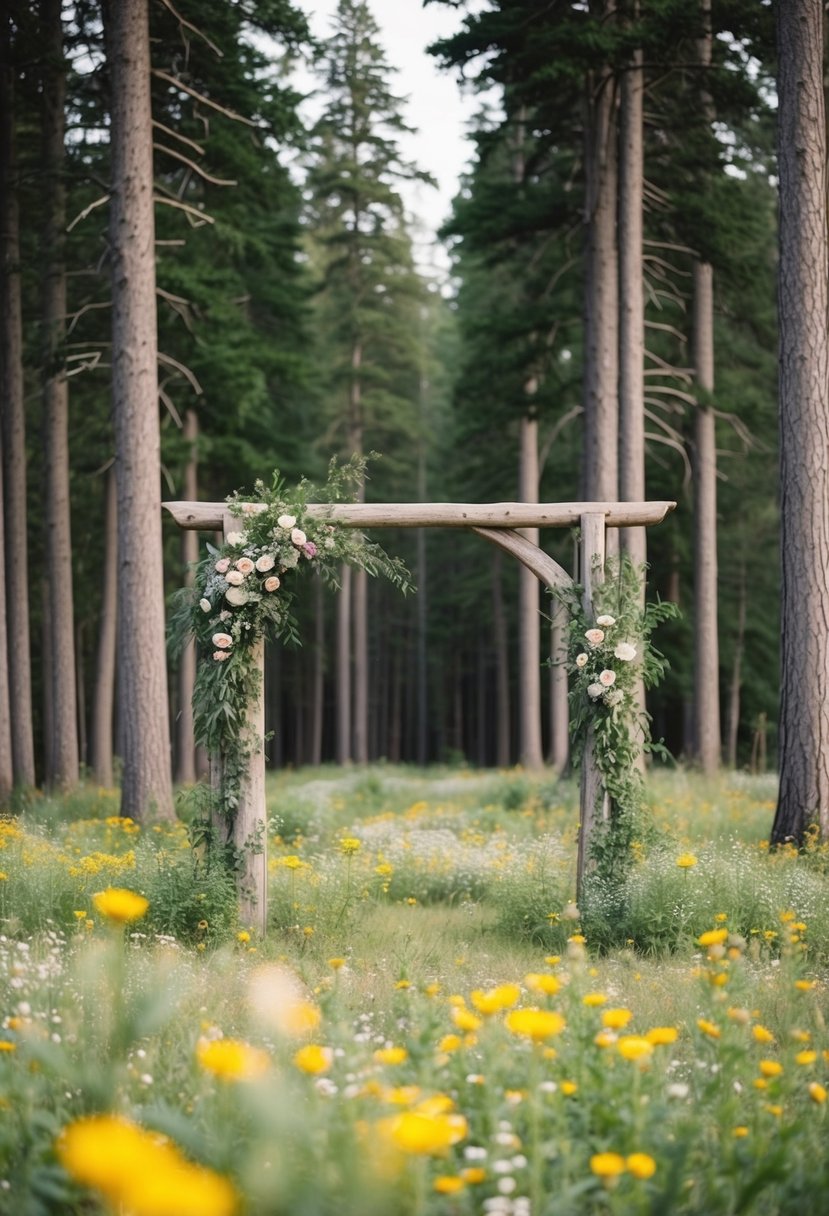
491;551;511;767
772;0;829;842
41;0;79;788
726;560;746;769
518;412;543;769
91;467;117;787
0;13;35;789
109;0;174;819
582;4;619;512
336;564;352;765
548;598;569;773
175;409;199;785
310;575;324;767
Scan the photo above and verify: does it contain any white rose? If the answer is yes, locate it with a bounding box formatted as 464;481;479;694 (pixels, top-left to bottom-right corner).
596;614;616;628
255;554;275;572
291;528;307;547
575;653;589;668
277;514;296;529
598;669;616;687
225;570;245;586
225;587;249;606
587;683;603;700
212;632;233;649
199;598;211;613
584;628;605;647
235;557;255;574
614;641;637;662
264;576;280;592
225;531;246;546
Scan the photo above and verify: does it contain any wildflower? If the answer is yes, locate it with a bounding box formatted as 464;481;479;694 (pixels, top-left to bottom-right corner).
759;1060;783;1078
73;910;87;920
237;931;251;944
328;957;346;971
196;1038;269;1082
0;1042;16;1053
795;1050;817;1065
56;1115;237;1216
544;956;561;966
676;853;698;869
616;1036;653;1063
471;984;521;1014
645;1026;678;1046
524;973;561;996
590;1152;626;1182
92;887;148;924
795;980;817;992
809;1083;827;1104
294;1045;333;1075
626;1153;656;1180
374;1046;408;1066
752;1025;775;1044
339;837;361;856
461;1167;487;1184
561;1081;578;1096
434;1176;465;1195
697;1018;721;1039
504;1008;566;1041
378;1110;467;1155
438;1034;462;1053
733;1126;749;1138
452;1007;482;1033
602;1008;633;1030
394;979;411;991
594;1029;617;1049
764;1104;783;1118
698;928;728;947
583;993;608;1007
727;1006;751;1025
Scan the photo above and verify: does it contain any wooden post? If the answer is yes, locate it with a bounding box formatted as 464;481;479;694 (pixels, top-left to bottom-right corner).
577;511;610;900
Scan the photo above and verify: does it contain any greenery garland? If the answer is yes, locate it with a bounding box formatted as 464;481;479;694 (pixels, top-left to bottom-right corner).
557;556;680;885
170;458;410;853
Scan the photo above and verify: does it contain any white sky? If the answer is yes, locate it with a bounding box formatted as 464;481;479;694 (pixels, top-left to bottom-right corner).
293;0;497;278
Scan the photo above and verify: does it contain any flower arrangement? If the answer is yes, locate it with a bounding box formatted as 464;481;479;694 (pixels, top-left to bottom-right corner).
557;556;679;884
171;458;409;842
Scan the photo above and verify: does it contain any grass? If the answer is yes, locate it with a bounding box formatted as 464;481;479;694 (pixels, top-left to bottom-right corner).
0;765;827;1215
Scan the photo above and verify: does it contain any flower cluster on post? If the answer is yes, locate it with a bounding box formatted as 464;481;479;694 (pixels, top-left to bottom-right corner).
170;459;409;836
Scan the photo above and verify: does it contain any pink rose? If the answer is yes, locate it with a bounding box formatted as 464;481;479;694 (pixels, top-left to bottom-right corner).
291;528;307;547
598;669;616;687
264;576;280;592
213;650;230;662
225;570;244;586
215;558;230;574
255;553;275;572
303;541;317;558
212;632;233;649
235;557;255;575
584;628;605;647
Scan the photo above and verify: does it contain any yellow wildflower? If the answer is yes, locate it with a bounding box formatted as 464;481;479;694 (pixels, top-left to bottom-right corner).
795;1050;817;1066
196;1038;269;1082
697;1018;721;1039
92;887;148;924
374;1046;408;1066
752;1025;775;1044
676;853;698;869
590;1152;626;1180
294;1044;333;1075
645;1026;678;1046
602;1008;633;1030
626;1153;656;1180
809;1083;827;1104
378;1110;467;1156
759;1060;783;1078
451;1006;482;1033
433;1175;465;1195
697;928;728;947
470;984;521;1014
339;837;361;855
504;1008;566;1041
582;992;608;1007
617;1036;654;1063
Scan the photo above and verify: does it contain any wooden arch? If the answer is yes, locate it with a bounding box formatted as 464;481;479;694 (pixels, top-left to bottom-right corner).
164;498;676;932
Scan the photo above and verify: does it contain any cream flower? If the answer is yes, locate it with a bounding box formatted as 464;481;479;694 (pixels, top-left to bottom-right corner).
255;554;275;572
199;598;212;613
596;614;616;628
264;576;280;592
225;531;245;547
277;514;296;530
214;558;230;574
614;641;637;662
291;528;307;547
213;651;230;662
212;633;233;649
225;570;245;586
575;653;589;668
599;669;617;687
587;683;603;699
225;587;249;606
235;557;255;575
585;628;605;647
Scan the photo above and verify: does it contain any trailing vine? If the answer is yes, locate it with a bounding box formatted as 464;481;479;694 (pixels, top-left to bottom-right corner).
556;556;679;888
169;457;410;854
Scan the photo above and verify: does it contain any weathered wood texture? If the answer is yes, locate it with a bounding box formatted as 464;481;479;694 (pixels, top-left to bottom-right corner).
164;500;675;531
577;512;611;899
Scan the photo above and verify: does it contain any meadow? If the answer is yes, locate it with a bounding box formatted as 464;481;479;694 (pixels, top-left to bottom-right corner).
0;765;827;1215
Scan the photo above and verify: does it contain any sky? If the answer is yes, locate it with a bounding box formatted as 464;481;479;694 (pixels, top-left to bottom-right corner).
293;0;496;277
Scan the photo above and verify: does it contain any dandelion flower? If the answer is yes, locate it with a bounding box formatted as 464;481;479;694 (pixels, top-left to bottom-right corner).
92;887;148;924
626;1153;657;1180
795;1050;817;1066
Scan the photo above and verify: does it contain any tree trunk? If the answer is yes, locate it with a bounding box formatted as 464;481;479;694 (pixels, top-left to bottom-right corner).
726;560;746;769
353;566;368;762
518;412;543;769
0;14;35;789
548;598;569;773
691;0;720;776
772;0;829;842
91;467;117;787
336;564;352;765
310;575;324;767
175;409;199;785
41;0;79;788
582;4;619;512
109;0;174;820
491;551;511;767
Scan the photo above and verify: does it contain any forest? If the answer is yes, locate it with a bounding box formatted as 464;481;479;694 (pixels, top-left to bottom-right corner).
0;0;815;821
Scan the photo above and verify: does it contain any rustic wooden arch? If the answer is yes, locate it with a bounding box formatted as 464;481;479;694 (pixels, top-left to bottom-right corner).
164;498;675;932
